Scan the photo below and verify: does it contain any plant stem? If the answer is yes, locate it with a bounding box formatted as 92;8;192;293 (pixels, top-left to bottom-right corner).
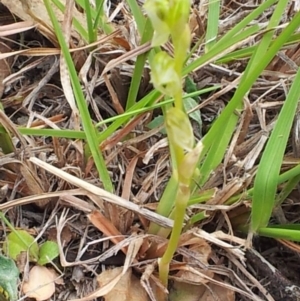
158;184;189;286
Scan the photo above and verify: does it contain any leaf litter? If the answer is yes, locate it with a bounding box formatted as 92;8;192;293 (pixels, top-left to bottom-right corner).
1;0;300;301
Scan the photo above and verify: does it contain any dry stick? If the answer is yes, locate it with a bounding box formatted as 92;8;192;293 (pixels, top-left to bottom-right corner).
29;157;173;228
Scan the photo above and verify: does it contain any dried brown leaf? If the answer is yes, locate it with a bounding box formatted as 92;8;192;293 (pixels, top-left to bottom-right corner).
200;281;235;301
19;161;49;208
0;21;35;36
97;268;148;301
0;40;12;98
1;0;87;41
88;210;127;254
23;266;56;301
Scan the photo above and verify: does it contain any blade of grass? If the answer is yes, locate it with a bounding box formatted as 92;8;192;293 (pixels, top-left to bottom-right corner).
205;0;220;51
275;173;300;207
218;32;300;64
211;0;277;42
148;174;178;234
17;128;86;139
126;18;153;109
51;0;89;42
97;85;220;128
84;0;96;43
16;87;219;141
257;225;300;241
227;162;300;205
93;0;105;31
75;0;114;34
251;67;300;233
185;0;278;74
185;24;261;75
0;104;15;154
44;0;113;192
198;6;300;186
97;90;160;143
126;0;146;34
243;0;289;77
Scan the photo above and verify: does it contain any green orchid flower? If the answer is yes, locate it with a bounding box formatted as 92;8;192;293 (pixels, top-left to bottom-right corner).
144;0;170;46
165;107;194;152
150;52;182;97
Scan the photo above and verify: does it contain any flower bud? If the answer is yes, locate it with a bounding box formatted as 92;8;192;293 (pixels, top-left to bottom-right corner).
165;107;194;151
179;141;203;184
144;0;170;46
169;0;191;32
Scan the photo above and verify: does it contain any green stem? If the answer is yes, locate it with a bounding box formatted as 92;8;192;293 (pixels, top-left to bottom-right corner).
158;184;189;286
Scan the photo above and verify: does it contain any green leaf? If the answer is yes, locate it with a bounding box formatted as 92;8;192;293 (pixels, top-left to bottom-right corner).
0;107;15;154
185;76;197;95
3;230;39;262
38;241;59;265
183;97;202;134
0;255;19;301
147;115;166;134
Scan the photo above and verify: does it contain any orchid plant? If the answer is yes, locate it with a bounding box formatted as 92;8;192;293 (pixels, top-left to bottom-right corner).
144;0;202;288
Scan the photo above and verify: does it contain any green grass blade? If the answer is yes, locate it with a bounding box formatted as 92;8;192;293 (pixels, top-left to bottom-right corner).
251;68;300;233
199;9;300;185
213;0;277;42
275;174;300;206
148;174;178;234
126;0;146;33
185;0;279;75
93;0;105;30
44;0;113;192
126;18;153;109
16;88;217;145
75;0;114;34
0;126;14;154
243;0;289;78
227;163;300;205
96;85;220;146
205;0;220;51
51;0;89;42
218;32;300;64
0;100;15;154
0;104;15;154
185;24;260;75
97;90;161;143
84;0;96;43
258;226;300;241
17;128;86;139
